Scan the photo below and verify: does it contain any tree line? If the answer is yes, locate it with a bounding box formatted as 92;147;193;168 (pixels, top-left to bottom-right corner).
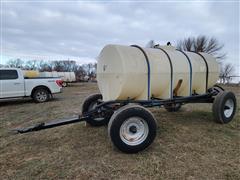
1;59;97;81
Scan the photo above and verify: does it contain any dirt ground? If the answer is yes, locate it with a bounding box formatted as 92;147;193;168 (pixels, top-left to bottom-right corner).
0;83;239;180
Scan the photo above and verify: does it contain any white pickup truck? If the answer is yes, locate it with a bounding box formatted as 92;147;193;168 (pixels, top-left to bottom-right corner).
0;68;63;103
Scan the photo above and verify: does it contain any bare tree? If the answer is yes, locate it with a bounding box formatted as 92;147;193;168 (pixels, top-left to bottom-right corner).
51;60;78;72
24;60;39;70
219;63;235;84
39;60;53;72
75;65;87;81
7;58;24;68
83;63;96;76
62;60;78;72
52;61;65;72
177;35;226;60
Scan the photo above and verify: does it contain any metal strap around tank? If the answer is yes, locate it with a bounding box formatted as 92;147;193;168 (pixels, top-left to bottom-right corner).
191;51;209;93
155;47;173;99
176;50;193;96
130;45;151;100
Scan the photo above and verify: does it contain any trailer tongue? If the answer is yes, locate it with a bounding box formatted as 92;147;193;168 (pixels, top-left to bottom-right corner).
15;116;87;134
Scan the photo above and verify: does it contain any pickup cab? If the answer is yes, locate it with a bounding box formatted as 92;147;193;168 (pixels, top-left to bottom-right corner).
0;68;63;103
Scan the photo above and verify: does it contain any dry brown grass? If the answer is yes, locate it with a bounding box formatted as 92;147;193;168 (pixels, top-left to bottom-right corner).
0;83;239;180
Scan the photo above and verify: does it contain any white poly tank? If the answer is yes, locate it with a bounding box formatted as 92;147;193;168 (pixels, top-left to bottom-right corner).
39;71;52;77
97;44;220;101
52;71;59;77
70;72;76;82
39;71;75;82
57;72;76;82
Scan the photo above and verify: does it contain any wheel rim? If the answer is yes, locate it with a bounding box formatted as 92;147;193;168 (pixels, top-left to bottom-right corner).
88;101;104;121
224;99;234;118
120;117;149;146
36;91;47;102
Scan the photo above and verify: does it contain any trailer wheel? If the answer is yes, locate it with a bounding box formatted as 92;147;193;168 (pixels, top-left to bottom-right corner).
62;82;67;87
108;105;157;153
164;103;181;112
32;88;50;103
82;93;110;126
212;91;237;124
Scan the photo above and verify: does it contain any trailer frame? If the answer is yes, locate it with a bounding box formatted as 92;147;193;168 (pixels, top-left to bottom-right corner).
15;85;222;134
14;84;238;153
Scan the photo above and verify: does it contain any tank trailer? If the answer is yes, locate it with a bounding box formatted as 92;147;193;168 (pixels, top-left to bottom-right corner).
15;44;237;153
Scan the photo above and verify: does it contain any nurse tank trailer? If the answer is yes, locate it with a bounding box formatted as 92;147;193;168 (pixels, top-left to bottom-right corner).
16;44;237;154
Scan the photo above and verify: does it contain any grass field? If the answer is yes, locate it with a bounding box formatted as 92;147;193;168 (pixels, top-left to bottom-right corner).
0;83;239;180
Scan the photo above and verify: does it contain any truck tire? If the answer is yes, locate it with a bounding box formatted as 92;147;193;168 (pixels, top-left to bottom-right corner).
82;93;111;126
212;91;237;124
108;104;157;153
32;88;50;103
164;103;181;112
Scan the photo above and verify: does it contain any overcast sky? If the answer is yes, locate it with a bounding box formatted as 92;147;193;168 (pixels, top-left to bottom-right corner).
1;0;239;73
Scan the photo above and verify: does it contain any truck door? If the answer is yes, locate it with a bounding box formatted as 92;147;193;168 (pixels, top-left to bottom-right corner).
0;69;25;98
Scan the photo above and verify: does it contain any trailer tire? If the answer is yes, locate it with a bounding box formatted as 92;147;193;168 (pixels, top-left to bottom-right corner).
212;91;237;124
164;103;181;112
62;82;67;87
108;105;157;153
82;93;110;126
32;88;50;103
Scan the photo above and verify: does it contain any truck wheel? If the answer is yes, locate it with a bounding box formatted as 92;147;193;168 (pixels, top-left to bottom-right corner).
33;88;50;103
82;93;111;126
164;103;181;112
212;91;237;124
108;105;157;153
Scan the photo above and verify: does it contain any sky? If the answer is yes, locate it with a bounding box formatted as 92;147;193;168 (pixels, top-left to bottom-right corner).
1;0;239;74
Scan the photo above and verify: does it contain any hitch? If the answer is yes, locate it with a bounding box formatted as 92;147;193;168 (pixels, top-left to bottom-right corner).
13;115;88;134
